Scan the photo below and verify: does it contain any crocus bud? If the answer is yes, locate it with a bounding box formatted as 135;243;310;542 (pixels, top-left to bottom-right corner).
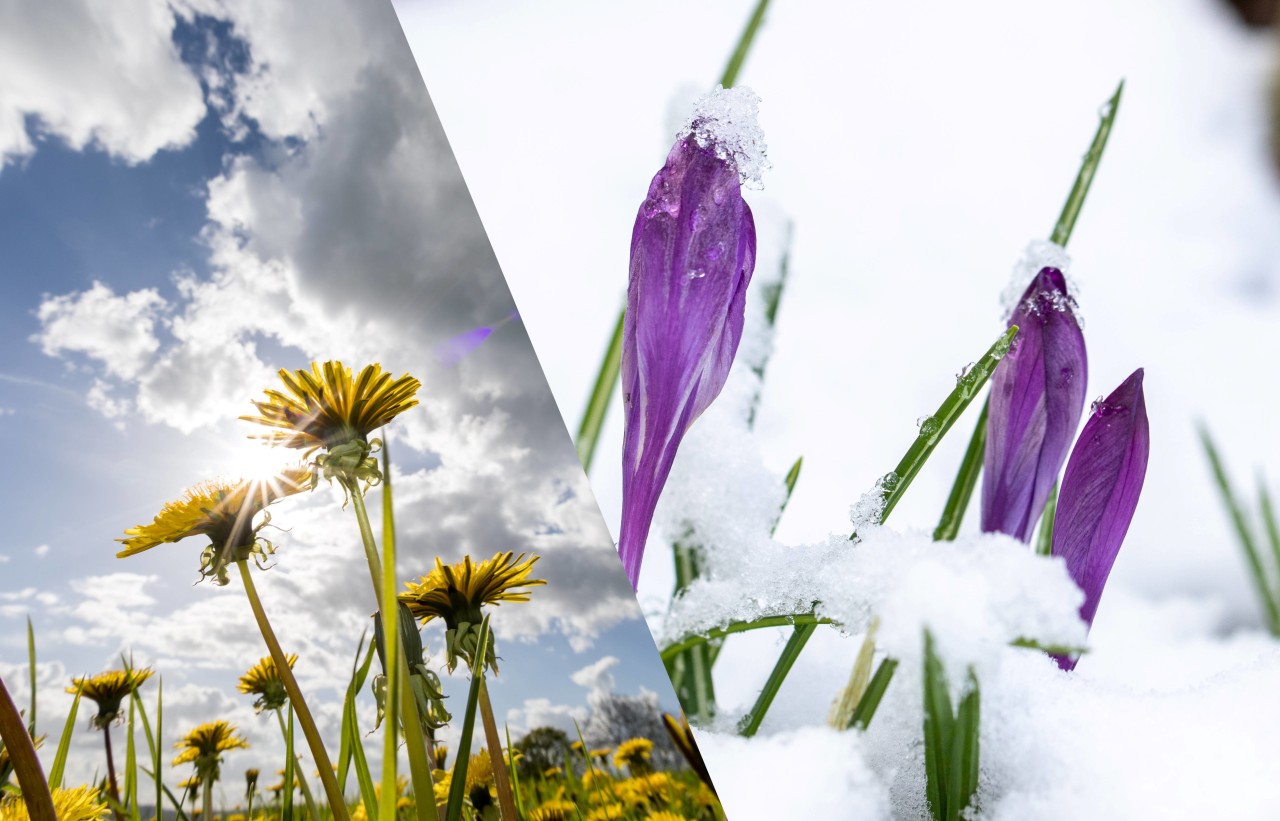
982;267;1088;541
618;91;761;589
1052;369;1149;668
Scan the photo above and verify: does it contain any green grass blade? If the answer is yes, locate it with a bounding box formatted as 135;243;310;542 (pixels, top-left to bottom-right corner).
933;402;987;542
347;703;378;818
922;630;954;821
25;618;35;737
574;307;624;474
154;679;162;819
444;616;492;821
670;544;716;722
662;614;833;663
1198;422;1279;632
147;773;190;821
505;724;525;820
848;657;899;731
1258;473;1280;605
1050;81;1124;246
737;622;816;737
282;707;296;821
125;690;139;819
946;668;981;821
719;0;771;88
1035;481;1059;557
771;456;803;538
340;634;378;814
855;326;1018;537
48;682;82;790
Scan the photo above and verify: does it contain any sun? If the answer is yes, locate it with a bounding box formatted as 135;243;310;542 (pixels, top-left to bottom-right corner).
215;436;303;487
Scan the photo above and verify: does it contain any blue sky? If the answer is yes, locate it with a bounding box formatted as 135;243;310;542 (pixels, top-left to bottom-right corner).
0;0;676;795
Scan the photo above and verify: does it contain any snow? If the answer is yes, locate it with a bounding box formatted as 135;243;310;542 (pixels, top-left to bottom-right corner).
681;85;770;189
396;0;1280;817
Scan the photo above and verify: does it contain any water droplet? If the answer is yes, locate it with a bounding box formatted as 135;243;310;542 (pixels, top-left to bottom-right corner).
917;415;939;436
956;362;976;382
687;269;707;280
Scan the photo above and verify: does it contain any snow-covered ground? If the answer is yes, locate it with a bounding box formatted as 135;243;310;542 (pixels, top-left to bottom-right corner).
396;0;1280;817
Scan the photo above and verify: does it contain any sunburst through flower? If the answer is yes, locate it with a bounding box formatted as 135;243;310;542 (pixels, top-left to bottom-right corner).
399;551;546;671
116;468;311;584
242;360;421;452
67;668;154;729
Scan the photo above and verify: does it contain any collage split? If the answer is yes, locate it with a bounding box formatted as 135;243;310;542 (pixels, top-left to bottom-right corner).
4;1;1280;819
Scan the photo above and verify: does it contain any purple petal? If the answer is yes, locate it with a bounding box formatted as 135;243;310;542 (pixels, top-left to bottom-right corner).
1053;368;1150;635
982;267;1088;541
617;136;757;589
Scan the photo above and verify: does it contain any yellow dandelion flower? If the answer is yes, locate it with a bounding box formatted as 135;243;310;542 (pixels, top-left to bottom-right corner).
351;806;368;821
615;772;671;807
584;804;626;821
177;775;202;791
0;785;106;821
543;766;563;779
67;668;154;729
237;654;297;713
432;768;452;804
173;720;249;783
465;748;496;809
570;739;585;753
645;812;690;821
399;551;545;671
589;747;612;761
612;737;654;772
582;769;612;792
116;468;311;584
242;361;421;454
528;799;578;821
431;743;449;769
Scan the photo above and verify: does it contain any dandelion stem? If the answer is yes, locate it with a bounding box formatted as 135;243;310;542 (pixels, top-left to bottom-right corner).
200;774;213;821
103;723;124;821
236;562;350;820
478;679;519;821
0;674;54;820
346;483;400;821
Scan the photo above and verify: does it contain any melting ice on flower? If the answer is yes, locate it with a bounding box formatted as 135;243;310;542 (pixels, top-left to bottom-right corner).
617;86;766;589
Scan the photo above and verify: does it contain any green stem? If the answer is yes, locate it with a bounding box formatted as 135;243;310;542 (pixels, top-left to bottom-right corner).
0;675;53;820
1035;482;1059;557
275;708;318;821
236;562;350;820
397;652;440;821
661;615;833;663
575;308;625;474
855;326;1019;537
347;486;399;821
103;723;124;821
933;402;987;541
1050;81;1124;247
719;0;772;88
478;680;519;821
201;775;213;821
737;621;815;737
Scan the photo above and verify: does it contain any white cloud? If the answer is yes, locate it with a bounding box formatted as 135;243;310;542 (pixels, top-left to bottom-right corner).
33;281;166;380
570;655;619;701
85;379;131;420
0;554;8;563
0;0;205;167
33;544;49;557
505;697;590;738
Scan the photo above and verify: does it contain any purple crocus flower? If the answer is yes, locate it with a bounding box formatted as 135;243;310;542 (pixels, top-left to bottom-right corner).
982;267;1088;541
617;129;757;589
1052;368;1149;670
